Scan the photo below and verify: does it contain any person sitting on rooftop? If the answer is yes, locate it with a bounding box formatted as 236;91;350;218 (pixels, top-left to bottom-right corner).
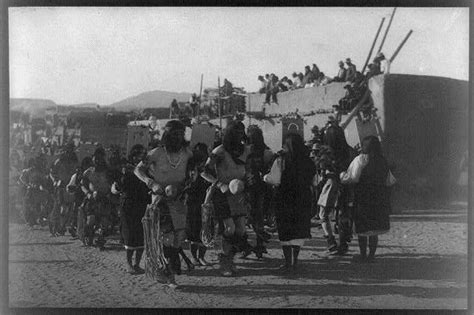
264;74;270;92
312;63;321;80
344;58;357;82
290;72;298;90
278;76;291;92
353;71;367;89
366;63;382;80
302;65;314;87
374;52;390;74
293;72;304;89
315;72;331;87
339;84;358;111
333;61;347;82
258;75;266;93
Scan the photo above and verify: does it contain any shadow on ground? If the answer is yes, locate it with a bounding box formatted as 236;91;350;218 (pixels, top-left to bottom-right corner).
9;259;73;264
183;252;467;301
390;214;467;224
178;282;466;300
10;242;75;246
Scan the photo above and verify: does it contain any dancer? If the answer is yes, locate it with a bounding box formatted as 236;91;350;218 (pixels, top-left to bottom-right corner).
66;157;93;239
135;120;193;288
19;157;47;227
185;143;211;266
340;136;395;262
322;123;357;255
50;142;79;235
264;133;315;272
112;144;150;274
316;155;339;252
80;148;112;249
201;120;251;277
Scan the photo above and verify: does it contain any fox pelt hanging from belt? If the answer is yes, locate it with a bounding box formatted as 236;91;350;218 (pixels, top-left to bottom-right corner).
200;183;219;248
141;195;175;284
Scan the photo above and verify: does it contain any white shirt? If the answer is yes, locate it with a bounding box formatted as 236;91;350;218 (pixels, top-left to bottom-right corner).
340;153;396;186
293;77;303;88
380;59;390;74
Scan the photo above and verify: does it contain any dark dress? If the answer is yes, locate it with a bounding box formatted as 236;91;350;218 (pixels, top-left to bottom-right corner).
120;165;151;249
275;154;316;242
354;156;391;235
185;168;210;243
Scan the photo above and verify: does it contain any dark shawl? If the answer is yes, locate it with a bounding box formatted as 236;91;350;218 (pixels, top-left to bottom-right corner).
275;152;315;241
354;154;391;234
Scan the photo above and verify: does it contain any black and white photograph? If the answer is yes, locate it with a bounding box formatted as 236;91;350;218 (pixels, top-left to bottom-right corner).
5;5;470;310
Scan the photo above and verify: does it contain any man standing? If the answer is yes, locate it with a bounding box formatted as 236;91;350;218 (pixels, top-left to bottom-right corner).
345;58;357;82
135;120;193;288
189;93;199;117
333;61;347;82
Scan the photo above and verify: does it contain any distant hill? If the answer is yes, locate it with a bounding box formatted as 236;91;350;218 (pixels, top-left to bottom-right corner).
10;98;58;116
10;90;192;117
109;90;191;111
58;102;100;108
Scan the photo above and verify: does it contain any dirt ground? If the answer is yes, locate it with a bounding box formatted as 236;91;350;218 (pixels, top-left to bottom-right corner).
8;207;468;309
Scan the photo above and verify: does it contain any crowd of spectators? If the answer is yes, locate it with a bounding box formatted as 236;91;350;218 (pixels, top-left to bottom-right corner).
258;52;389;107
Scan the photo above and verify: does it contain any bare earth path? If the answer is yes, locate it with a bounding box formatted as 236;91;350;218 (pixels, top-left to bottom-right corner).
9;209;467;309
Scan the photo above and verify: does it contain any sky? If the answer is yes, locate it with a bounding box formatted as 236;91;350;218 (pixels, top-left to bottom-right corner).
9;7;469;105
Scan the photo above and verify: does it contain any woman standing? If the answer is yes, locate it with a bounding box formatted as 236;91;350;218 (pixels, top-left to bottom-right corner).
245;125;274;258
112;144;150;274
185;143;211;266
264;133;316;272
340;136;395;262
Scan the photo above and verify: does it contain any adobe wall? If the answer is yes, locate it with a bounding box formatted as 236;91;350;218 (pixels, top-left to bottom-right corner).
245;74;468;208
246;82;355;150
248;82;347;115
380;74;468;205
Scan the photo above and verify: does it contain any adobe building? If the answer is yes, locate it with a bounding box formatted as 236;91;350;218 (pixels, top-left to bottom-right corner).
244;74;468;210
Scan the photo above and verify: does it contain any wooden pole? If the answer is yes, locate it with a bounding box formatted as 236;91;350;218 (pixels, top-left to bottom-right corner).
198;74;203;117
361;17;386;74
340;89;371;130
377;8;397;54
218;76;222;132
389;29;413;63
248;95;251;125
